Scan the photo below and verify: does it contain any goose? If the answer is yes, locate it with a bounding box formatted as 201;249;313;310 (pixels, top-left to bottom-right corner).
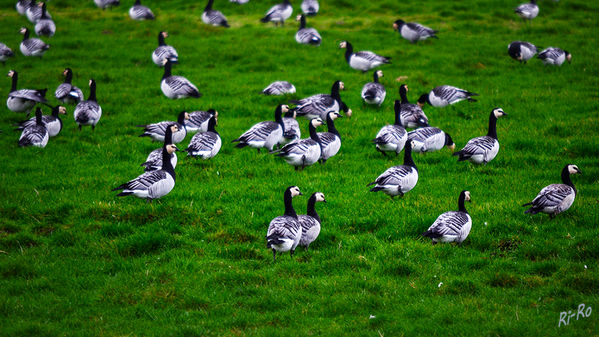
368;140;418;198
261;81;296;95
266;186;303;262
138;110;189;143
129;0;154;20
422;191;472;244
186;113;221;160
232;104;287;152
95;0;120;9
272;118;324;170
279;109;301;146
0;43;15;64
408;127;455;153
186;109;216;133
74;79;102;130
34;2;55;37
361;70;386;106
300;0;318;16
295;15;321;46
290;80;347;120
202;0;229;27
6;70;47;113
515;0;538;21
372;101;408;157
523;164;582;218
141;124;179;172
508;41;538;63
453;107;507;164
16;0;33;15
161;59;201;99
19;27;50;57
393;19;438;44
537;47;571;66
417;85;478;108
26;1;51;23
318;112;342;164
16;105;66;137
260;0;293;26
339;41;391;72
398;85;428;128
152;32;178;66
18;107;48;148
298;192;326;250
55;68;84;104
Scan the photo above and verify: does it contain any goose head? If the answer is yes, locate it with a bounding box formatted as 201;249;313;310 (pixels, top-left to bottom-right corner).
166;144;179;154
311;117;324;128
339;41;348;49
57;106;67;114
567;164;582;175
287;186;302;198
7;70;16;78
492;107;507;118
314;192;326;203
417;93;428;107
393;19;405;30
565;51;572;63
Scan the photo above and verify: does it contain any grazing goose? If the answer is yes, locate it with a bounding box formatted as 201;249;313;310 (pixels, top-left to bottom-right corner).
34;2;55;37
361;70;386;106
272;118;324;170
514;0;538;21
18;107;48;148
262;81;296;95
19;27;49;57
339;41;391;72
6;70;47;113
55;68;84;104
161;59;201;99
300;0;318;16
186;113;221;160
537;47;571;66
298;192;326;250
26;1;51;23
141;124;179;172
16;0;33;15
398;85;428;128
422;191;472;244
232;104;287;152
16;105;66;138
261;0;293;26
152;32;178;66
295;15;321;46
266;186;303;262
318;112;342;164
417;85;478;108
95;0;120;9
279;109;301;146
372;101;408;157
508;41;538;63
0;43;15;64
408;127;455;153
74;79;102;130
138;110;189;143
393;19;438;44
523;164;582;218
454;108;507;164
129;0;155;20
202;0;229;27
368;140;418;198
186;109;216;133
290;80;346;120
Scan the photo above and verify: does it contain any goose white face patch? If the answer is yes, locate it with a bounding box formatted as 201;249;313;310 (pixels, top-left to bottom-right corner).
464;191;471;201
316;192;326;202
568;165;580;174
493;108;505;118
291;186;302;197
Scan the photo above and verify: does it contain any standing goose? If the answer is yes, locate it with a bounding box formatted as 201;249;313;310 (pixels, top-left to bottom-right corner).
266;186;303;262
186;109;216;133
26;1;51;23
272;118;324;170
523;164;582;218
6;70;47;113
141;124;179;172
537;47;571;66
129;0;155;20
290;80;347;120
317;112;342;164
422;191;473;244
295;15;321;46
95;0;120;9
393;19;438;44
361;70;386;106
0;43;15;64
19;27;50;57
417;85;478;108
368;140;418;198
74;79;102;130
279;109;301;146
160;59;201;99
152;32;178;66
186;113;222;160
453;108;507;164
34;2;55;37
408;127;455;153
398;85;428;128
298;192;326;250
55;68;84;104
508;41;538;63
372;101;408;157
262;81;296;95
232;104;287;152
16;0;33;15
138;110;189;143
260;0;293;26
202;0;230;27
18;107;48;148
16;105;66;138
514;0;538;21
339;41;391;72
300;0;318;16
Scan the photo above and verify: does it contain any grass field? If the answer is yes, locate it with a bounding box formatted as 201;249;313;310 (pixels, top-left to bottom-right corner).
1;0;598;335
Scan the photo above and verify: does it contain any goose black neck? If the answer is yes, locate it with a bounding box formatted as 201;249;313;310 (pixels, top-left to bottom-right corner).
65;70;73;84
309;121;321;143
162;60;172;79
158;32;166;46
41;3;48;18
487;112;498;139
23;29;30;41
51;106;59;117
207;116;218;134
344;43;353;63
561;166;576;193
393;100;403;126
274;106;285;132
177;111;187;124
330;82;341;101
399;86;409;104
88;81;97;102
458;192;468;213
403;141;416;169
135;0;141;5
164;127;173;144
283;189;297;218
373;71;379;83
161;146;176;180
10;72;18;92
307;195;320;223
326;114;340;137
283;0;290;4
204;0;214;11
35;108;43;125
299;15;306;29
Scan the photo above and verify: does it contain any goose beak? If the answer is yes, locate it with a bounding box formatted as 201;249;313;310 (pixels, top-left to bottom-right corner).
299;192;303;196
323;198;327;203
576;168;583;174
448;144;456;151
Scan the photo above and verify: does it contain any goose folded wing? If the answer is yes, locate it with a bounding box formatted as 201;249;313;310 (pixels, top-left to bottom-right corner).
318;132;338;148
55;83;73;99
241;122;279;141
430;212;469;236
462;136;494;155
10;89;47;102
119;170;168;190
165;76;198;95
533;184;573;208
189;132;218;151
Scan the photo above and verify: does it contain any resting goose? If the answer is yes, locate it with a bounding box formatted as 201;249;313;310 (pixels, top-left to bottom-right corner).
55;68;84;104
368;140;418;198
298;192;326;250
408;127;455;153
290;80;347;120
232;104;287;152
141;124;179;172
318;112;342;164
514;0;538;21
16;105;66;137
129;0;154;20
295;15;321;46
393;19;438;44
266;186;303;262
202;0;229;27
0;43;15;64
95;0;120;9
74;79;102;130
372;101;408;157
16;0;32;15
398;85;428;128
19;27;50;57
138;110;189;143
272;118;324;170
361;70;386;106
508;41;538;63
6;70;47;113
279;109;301;146
152;32;178;66
417;85;478;108
261;0;293;26
26;1;51;23
523;164;582;218
34;2;55;37
186;113;221;160
18;107;48;148
454;107;507;164
422;191;472;244
161;59;201;99
339;41;391;72
262;81;296;95
300;0;318;16
537;47;571;66
186;109;216;133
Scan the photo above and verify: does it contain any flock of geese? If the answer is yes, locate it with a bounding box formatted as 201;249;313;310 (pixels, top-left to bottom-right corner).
3;0;582;262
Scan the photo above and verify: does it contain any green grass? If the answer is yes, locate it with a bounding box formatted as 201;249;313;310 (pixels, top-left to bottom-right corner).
1;0;598;335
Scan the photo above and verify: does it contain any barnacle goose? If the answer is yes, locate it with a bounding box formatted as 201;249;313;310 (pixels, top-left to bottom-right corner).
398;85;428;128
202;0;230;28
453;108;507;164
272;118;324;170
152;32;178;66
508;41;537;63
55;68;84;104
34;2;55;37
141;124;179;172
95;0;120;10
74;79;102;130
298;192;326;250
138;111;189;143
262;81;296;95
514;0;538;21
361;70;386;106
266;186;303;262
26;1;51;23
417;85;478;108
186;113;221;160
290;80;346;120
372;101;408;157
19;27;49;57
408;127;455;153
295;15;321;46
161;59;201;99
129;0;155;20
368;140;418;198
523;164;582;218
261;0;293;26
339;41;391;72
422;191;472;244
16;0;33;15
280;109;301;146
16;105;66;138
18;107;48;148
393;19;438;44
318;112;342;164
6;70;47;113
232;104;287;152
537;47;571;66
186;109;216;133
0;43;15;64
300;0;318;16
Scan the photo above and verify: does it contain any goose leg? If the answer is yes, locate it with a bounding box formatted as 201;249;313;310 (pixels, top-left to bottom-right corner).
272;249;277;263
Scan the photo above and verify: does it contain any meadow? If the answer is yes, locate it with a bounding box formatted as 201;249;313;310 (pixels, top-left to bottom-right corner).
1;0;598;335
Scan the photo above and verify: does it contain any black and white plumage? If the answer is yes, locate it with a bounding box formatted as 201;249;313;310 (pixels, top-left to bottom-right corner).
537;47;572;66
508;41;538;63
318;112;342;164
361;70;386;106
272;118;324;170
74;79;102;130
266;186;303;262
398;85;429;128
138;110;189;143
408;127;455;153
18;107;48;148
298;192;326;249
393;19;438;44
339;41;391;72
280;109;301;145
373;101;408;157
417;85;478;108
300;0;318;16
160;59;201;99
55;68;84;104
186;109;216;133
141;124;179;172
233;104;287;152
514;0;539;21
95;0;120;9
290;80;348;120
16;0;33;15
523;165;582;218
0;43;15;64
262;81;296;95
6;70;47;113
129;0;155;20
186;113;221;160
454;108;507;164
202;0;230;27
16;105;66;138
26;1;51;23
260;0;293;26
152;32;178;66
423;191;473;244
19;27;49;57
34;2;55;37
295;15;321;46
230;0;249;4
368;140;418;198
